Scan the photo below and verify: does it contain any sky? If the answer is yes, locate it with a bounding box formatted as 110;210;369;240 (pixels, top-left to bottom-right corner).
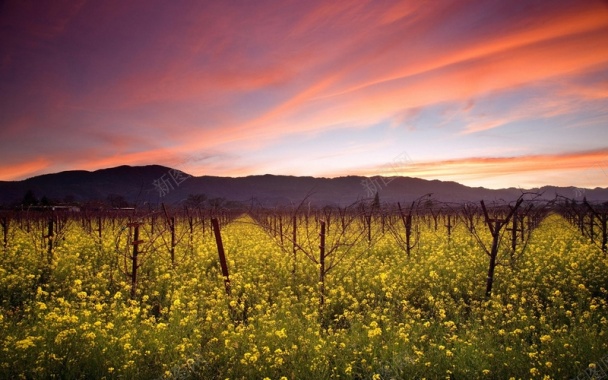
1;0;608;189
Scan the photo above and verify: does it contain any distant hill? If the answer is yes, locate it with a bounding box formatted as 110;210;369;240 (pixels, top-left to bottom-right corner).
0;165;606;207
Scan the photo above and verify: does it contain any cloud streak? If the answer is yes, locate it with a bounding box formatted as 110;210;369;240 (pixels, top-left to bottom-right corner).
345;148;608;188
0;0;607;189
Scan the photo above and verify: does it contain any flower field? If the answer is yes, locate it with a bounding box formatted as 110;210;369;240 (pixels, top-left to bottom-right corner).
1;211;607;379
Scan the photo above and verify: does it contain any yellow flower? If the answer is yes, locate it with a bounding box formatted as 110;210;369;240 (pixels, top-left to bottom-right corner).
368;325;382;338
530;367;539;376
275;328;287;339
15;337;36;350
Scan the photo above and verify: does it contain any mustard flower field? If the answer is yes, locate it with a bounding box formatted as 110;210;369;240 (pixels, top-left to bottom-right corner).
1;211;607;379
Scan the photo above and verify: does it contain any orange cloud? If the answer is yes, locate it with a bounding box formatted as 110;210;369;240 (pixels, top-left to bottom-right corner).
189;1;608;145
53;0;608;154
0;158;51;181
2;0;607;184
342;149;608;188
334;2;608;98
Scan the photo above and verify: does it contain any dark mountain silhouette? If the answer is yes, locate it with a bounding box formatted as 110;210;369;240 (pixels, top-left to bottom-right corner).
0;165;606;208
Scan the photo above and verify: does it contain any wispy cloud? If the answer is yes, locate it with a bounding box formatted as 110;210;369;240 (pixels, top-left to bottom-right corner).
342;148;608;188
1;0;607;187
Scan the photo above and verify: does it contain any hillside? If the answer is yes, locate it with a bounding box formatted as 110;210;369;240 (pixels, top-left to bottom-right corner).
1;165;606;207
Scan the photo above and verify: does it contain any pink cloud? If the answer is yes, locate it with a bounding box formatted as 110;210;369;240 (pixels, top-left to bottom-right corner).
191;0;608;144
61;1;608;139
1;0;607;184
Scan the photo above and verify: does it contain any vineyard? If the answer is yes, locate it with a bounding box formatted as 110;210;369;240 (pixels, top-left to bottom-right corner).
1;196;607;379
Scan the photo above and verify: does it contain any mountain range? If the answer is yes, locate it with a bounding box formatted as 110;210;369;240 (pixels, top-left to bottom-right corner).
0;165;606;208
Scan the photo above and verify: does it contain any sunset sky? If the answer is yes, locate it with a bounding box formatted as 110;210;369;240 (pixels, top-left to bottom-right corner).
1;0;608;189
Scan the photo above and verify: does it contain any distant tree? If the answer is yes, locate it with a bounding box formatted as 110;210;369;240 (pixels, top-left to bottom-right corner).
225;200;244;209
371;192;380;210
207;197;225;210
40;196;51;206
106;194;129;208
22;190;38;207
185;193;207;209
83;200;104;211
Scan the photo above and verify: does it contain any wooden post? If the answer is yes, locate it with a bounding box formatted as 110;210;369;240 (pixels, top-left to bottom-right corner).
189;215;194;249
128;222;143;299
589;214;595;243
292;214;297;278
601;213;607;254
279;215;283;245
170;216;176;266
446;214;452;239
47;218;54;264
520;214;525;242
211;218;231;296
1;216;8;249
201;214;206;237
162;204;176;266
510;213;518;252
319;220;326;309
366;213;372;243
